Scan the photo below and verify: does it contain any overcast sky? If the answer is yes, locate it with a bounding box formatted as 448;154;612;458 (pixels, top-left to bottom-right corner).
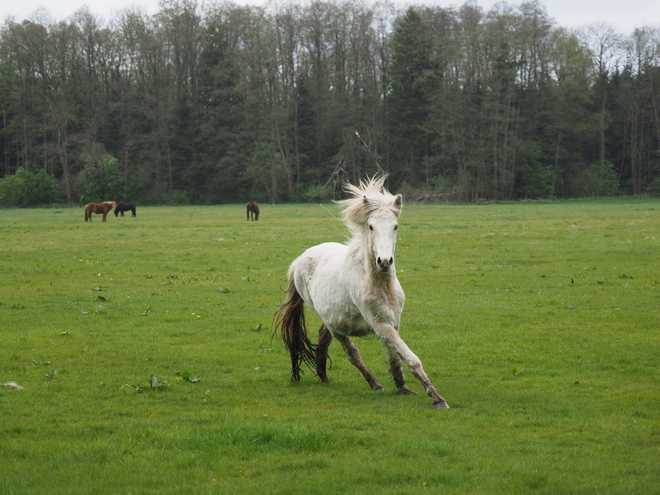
2;0;659;35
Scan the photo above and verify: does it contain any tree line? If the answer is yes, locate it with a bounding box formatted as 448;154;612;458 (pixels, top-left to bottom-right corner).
1;0;659;206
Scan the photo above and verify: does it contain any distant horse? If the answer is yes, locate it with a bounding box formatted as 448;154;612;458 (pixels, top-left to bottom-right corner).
273;175;449;409
246;202;260;221
114;203;136;217
84;201;117;222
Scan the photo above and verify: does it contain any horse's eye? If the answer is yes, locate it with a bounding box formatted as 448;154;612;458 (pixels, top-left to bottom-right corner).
394;225;398;231
369;225;373;231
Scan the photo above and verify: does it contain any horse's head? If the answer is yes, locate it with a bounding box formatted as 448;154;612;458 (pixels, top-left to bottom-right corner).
337;175;403;274
365;195;402;272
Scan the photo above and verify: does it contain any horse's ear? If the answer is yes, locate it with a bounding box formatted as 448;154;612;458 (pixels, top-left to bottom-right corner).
393;194;403;214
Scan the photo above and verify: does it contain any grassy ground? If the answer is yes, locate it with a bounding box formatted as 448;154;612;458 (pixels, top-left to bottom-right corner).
1;200;658;494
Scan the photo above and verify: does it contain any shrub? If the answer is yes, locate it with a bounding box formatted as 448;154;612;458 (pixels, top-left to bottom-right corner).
572;161;619;197
645;177;660;197
299;183;333;203
515;142;553;199
162;189;191;206
0;168;59;207
74;154;126;204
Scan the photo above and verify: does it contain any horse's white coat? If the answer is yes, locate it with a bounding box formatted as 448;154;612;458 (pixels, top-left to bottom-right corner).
283;175;448;408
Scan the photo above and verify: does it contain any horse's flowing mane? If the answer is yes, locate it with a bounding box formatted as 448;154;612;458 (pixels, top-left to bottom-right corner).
335;175;402;233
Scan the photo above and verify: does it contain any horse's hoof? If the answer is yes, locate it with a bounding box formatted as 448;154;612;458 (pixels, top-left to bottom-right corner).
373;386;385;392
433;399;450;409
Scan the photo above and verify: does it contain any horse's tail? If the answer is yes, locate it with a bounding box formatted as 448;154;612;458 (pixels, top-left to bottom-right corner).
273;276;316;382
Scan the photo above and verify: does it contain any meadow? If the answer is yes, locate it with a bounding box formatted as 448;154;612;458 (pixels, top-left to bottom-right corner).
0;199;658;494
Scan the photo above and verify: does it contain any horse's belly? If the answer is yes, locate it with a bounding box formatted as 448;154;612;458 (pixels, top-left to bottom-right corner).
292;243;373;336
319;304;373;337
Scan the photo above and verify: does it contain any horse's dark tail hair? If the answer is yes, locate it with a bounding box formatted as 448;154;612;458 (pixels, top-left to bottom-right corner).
273;277;317;382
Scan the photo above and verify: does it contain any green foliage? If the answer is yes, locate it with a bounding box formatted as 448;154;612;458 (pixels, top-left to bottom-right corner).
431;175;455;194
572;161;620;197
645;177;660;197
162;189;191;206
298;183;333;203
175;371;200;383
0;168;60;207
133;375;168;392
0;201;658;493
515;142;553;199
388;8;436;184
74;154;126;203
1;3;659;203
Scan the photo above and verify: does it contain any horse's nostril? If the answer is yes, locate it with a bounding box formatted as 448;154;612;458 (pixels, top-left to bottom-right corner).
377;257;392;269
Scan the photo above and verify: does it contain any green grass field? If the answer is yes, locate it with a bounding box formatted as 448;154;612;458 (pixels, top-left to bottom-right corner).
1;200;658;494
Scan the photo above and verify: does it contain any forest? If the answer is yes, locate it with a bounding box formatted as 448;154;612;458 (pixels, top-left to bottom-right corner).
1;0;659;206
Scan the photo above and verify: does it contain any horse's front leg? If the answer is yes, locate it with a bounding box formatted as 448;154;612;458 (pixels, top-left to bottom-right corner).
377;324;449;409
334;333;384;391
386;348;417;396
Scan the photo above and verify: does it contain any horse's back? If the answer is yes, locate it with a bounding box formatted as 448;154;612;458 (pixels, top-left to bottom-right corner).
290;242;367;328
290;242;346;288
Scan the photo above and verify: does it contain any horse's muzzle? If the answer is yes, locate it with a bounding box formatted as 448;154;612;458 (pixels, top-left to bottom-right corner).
377;257;393;272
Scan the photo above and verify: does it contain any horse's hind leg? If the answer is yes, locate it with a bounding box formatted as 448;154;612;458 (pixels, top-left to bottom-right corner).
334;334;384;391
316;324;333;382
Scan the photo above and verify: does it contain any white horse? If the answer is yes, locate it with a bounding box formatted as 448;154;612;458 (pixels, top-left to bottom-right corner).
274;175;449;409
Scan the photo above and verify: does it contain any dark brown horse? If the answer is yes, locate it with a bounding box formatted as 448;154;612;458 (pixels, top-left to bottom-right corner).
114;203;137;217
84;201;117;222
246;202;260;221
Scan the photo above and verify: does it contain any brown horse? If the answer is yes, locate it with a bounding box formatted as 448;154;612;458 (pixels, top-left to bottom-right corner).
84;201;117;222
246;202;260;221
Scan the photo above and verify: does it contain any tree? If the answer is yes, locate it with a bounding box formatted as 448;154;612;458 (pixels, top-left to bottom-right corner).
388;8;436;186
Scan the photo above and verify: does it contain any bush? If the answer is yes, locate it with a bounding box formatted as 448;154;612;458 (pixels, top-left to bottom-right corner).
515;142;553;199
572;161;619;197
162;189;191;206
0;168;60;207
645;178;660;197
299;183;333;203
74;154;126;204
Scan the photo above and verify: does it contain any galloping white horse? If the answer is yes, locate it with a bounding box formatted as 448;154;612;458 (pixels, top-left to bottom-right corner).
274;175;449;409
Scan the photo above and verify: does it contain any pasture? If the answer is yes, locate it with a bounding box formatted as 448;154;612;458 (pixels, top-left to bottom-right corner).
0;200;658;494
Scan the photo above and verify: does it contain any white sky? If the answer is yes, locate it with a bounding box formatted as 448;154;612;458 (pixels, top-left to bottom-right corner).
2;0;659;35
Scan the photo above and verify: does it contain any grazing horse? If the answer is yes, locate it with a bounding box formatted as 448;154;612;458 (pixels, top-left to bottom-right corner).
84;201;117;222
246;202;260;221
114;203;137;217
274;175;449;409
